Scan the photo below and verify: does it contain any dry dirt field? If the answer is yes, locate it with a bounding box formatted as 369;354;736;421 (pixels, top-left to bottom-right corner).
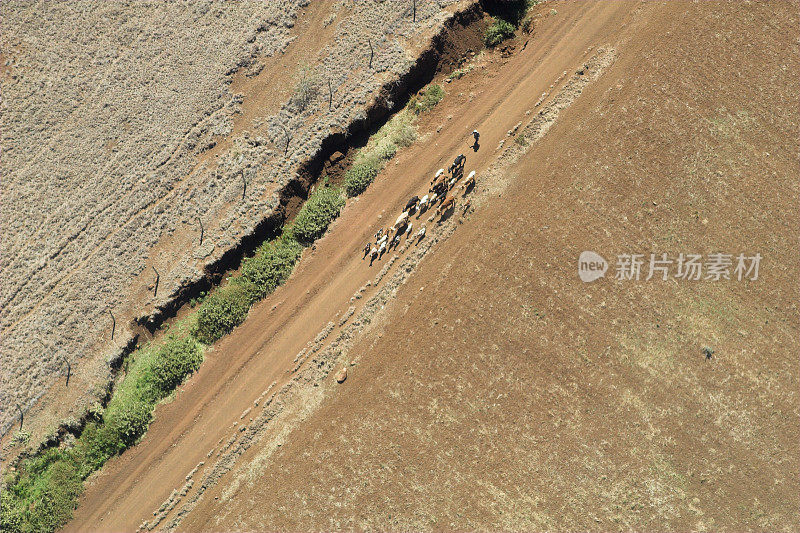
0;0;462;440
60;1;798;531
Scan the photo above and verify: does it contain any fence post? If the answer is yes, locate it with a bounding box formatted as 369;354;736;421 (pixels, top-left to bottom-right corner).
61;356;71;387
152;266;160;298
369;39;374;69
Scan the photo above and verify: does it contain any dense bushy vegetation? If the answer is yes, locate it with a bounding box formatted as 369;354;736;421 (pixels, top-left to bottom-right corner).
239;235;303;300
483;0;537;47
290;185;346;244
2;335;203;532
192;284;252;344
344;159;382;197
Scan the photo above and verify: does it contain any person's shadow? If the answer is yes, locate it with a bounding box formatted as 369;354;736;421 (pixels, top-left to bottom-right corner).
472;141;480;152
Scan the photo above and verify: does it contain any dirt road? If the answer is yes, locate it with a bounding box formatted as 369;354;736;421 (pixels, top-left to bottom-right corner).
180;2;800;531
66;2;640;530
175;0;799;529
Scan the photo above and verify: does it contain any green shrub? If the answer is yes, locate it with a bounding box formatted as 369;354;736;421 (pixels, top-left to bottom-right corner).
342;106;419;198
344;159;381;197
388;116;417;148
144;335;203;401
192;284;251;344
1;490;24;532
239;235;302;300
367;113;416;152
374;141;398;161
408;84;445;115
290;185;345;245
484;18;516;47
103;394;153;449
2;335;203;533
74;420;116;474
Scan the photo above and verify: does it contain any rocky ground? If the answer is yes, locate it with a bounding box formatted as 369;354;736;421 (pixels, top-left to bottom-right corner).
0;0;462;438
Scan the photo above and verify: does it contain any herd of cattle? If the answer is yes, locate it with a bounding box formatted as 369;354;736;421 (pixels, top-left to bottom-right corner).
363;151;477;266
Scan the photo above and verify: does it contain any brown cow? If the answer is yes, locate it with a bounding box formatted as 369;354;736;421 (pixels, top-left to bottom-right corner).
437;195;455;214
429;174;447;193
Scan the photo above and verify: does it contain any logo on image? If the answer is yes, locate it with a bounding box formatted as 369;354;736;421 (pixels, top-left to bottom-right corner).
578;251;608;283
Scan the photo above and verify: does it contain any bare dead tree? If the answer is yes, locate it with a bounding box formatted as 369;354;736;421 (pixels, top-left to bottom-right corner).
198;216;204;245
328;78;333;110
109;310;115;340
369;39;374;69
61;356;71;387
16;404;23;431
280;124;292;155
240;171;247;200
152;266;160;298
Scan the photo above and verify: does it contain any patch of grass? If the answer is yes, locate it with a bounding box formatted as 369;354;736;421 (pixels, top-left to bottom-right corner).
485;17;516;47
11;431;30;446
192;284;251;344
447;64;473;82
289;184;345;245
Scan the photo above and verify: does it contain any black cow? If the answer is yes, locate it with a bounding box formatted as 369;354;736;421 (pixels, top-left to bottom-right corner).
449;154;466;174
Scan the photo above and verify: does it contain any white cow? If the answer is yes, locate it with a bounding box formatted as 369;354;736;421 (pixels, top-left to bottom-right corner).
415;225;426;244
418;194;429;212
394;211;409;228
461;170;476;192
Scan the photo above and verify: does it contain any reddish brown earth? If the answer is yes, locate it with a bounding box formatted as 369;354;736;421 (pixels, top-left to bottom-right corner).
68;1;798;530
